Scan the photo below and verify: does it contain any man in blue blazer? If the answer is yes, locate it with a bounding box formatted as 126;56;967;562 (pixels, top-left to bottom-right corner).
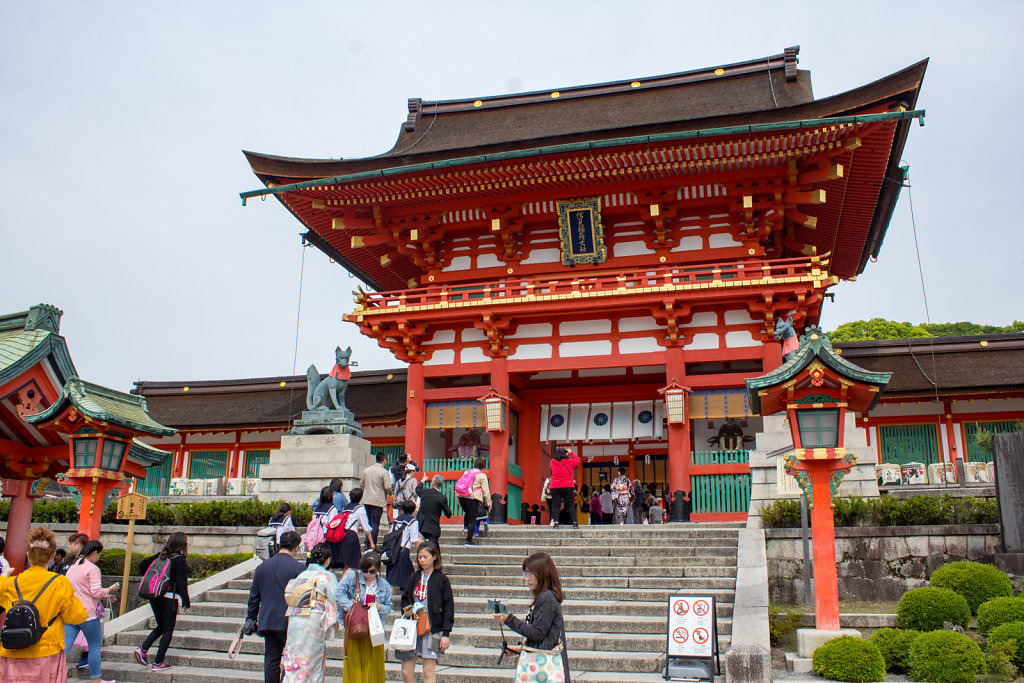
245;530;304;683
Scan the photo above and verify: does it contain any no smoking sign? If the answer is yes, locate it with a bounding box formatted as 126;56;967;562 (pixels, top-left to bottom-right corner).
666;594;716;659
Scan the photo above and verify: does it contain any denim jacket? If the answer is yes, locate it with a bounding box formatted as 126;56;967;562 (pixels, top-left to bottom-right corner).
336;568;393;620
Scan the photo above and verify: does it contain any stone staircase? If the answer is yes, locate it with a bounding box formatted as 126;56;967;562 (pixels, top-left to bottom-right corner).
79;524;741;682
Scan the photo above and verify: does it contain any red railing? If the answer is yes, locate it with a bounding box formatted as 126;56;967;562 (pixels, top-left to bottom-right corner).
354;255;826;312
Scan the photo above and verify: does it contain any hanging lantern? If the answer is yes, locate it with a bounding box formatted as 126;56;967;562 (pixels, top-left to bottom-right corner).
658;380;690;424
477;389;509;432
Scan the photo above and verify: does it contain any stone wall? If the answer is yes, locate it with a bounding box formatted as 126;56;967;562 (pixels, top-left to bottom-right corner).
765;524;1003;603
0;522;261;556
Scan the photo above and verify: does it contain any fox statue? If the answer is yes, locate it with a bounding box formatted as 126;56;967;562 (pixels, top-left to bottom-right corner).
306;346;358;414
773;316;799;362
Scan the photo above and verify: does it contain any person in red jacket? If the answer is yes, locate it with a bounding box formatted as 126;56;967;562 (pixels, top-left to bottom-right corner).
548;447;581;529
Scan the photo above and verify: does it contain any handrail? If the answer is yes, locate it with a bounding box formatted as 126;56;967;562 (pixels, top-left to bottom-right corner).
353;255;827;312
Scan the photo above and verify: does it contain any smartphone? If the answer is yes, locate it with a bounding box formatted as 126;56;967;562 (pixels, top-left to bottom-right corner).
429;633;443;652
487;598;509;614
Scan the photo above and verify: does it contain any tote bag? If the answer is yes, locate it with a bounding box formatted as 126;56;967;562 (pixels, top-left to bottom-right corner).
514;643;565;683
368;604;386;647
388;617;417;650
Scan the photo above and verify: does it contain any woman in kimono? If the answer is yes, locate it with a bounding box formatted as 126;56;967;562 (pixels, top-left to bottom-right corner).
610;468;633;525
281;543;339;683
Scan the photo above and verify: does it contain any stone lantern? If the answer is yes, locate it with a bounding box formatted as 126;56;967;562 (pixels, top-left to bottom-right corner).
745;326;890;653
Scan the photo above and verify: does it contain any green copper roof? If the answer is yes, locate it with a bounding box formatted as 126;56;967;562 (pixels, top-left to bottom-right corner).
0;304;76;388
128;438;172;467
26;377;177;437
745;326;892;413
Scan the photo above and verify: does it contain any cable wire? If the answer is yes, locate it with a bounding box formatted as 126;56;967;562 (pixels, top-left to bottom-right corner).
287;238;309;428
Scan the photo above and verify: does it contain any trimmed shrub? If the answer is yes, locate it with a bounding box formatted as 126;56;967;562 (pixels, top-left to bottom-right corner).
978;597;1024;636
930;561;1013;614
908;630;986;683
811;636;885;682
760;499;800;528
897;586;971;631
987;620;1024;669
757;494;998;528
985;640;1019;679
96;549;250;579
870;627;920;673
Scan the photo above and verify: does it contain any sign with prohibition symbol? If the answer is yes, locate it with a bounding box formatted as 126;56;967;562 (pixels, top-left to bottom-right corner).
666;594;716;659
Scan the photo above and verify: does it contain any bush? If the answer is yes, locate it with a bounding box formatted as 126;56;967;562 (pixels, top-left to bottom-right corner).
811;636;885;682
908;630;986;683
768;605;802;646
930;561;1013;614
760;499;801;528
987;621;1024;669
0;497;314;527
96;548;251;579
757;494;999;528
897;586;970;631
978;597;1024;636
870;628;920;673
985;640;1019;679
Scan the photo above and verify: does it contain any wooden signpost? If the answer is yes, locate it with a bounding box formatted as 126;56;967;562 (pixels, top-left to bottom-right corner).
116;491;148;616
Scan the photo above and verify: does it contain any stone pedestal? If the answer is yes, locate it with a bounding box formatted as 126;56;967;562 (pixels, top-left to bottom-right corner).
796;627;862;658
258;434;371;504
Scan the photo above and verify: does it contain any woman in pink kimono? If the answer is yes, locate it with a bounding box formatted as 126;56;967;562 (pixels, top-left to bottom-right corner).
281;543;339;683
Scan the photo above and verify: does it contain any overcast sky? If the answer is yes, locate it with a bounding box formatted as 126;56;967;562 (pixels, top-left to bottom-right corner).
2;2;1022;392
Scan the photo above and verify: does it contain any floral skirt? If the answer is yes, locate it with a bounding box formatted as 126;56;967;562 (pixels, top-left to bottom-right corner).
341;638;385;683
0;651;67;683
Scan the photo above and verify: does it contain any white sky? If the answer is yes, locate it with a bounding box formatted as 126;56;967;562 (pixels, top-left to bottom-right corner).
2;2;1022;392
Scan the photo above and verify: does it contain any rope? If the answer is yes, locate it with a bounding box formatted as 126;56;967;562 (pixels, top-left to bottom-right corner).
288;239;309;428
767;58;779;108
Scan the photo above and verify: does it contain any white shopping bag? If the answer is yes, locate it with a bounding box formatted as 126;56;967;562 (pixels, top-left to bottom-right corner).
389;617;417;650
368;604;386;647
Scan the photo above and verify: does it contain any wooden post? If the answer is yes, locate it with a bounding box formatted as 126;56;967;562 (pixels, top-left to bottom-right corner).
809;467;840;630
120;518;135;617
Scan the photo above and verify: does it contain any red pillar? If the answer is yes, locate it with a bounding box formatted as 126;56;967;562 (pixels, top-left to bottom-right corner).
665;347;691;507
488;358;510;501
74;477;119;540
809;466;841;630
519;397;542;511
405;363;425;463
5;480;35;573
763;339;783;372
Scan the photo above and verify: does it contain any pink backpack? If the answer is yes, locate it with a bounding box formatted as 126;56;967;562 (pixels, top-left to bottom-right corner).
305;513;327;550
454;469;479;497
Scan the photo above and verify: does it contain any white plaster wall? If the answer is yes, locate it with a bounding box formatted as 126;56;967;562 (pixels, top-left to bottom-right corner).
709;233;742;248
682;312;717;328
508;323;553;339
613;241;655;258
560;340;613;357
531;370;572;379
671;236;703;251
363;424;404;438
446;255;472;271
560;320;611;336
725;330;760;347
424;349;455;365
688;333;719;350
619;337;663;354
952;398;1024;413
509;344;553;360
460;347;488;363
462;328;487;342
578;367;627;377
619;316;660;332
477;253;501;269
869;403;946;418
428;330;456;344
521;248;560;264
633;365;666;375
724;310;756;325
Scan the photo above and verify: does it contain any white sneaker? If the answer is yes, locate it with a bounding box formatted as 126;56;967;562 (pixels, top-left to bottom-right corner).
549;520;556;527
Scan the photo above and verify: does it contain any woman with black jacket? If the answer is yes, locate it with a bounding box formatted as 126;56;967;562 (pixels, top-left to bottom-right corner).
134;531;190;672
398;540;453;683
494;551;570;682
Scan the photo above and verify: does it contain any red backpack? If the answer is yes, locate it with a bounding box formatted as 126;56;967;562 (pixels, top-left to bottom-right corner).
325;507;357;543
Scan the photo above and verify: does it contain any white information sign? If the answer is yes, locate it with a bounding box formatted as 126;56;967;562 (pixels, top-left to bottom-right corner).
667;594;716;658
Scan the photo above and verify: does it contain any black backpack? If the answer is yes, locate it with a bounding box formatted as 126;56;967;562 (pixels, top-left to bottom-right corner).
138;553;180;600
0;574;60;649
380;519;409;567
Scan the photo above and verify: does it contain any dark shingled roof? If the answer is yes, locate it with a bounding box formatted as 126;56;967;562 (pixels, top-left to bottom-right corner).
835;334;1024;396
134;369;408;430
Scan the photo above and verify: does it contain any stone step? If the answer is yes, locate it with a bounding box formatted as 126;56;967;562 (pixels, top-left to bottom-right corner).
443;560;739;575
442;552;735;566
432;535;740;546
443;543;738;557
184;603;733;634
75;647;675;683
112;632;668;673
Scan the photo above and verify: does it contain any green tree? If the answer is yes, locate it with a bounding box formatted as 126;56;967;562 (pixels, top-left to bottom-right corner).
829;318;931;342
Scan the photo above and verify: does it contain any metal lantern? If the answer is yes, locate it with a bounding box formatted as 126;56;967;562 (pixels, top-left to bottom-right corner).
479;389;509;432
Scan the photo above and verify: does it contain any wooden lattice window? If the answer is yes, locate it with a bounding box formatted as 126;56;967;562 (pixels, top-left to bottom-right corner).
879;424;940;466
963;420;1021;463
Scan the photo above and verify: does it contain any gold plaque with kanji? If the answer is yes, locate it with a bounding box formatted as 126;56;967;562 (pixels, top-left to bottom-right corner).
116;492;149;520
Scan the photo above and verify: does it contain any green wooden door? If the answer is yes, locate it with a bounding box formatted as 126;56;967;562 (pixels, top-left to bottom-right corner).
136;457;172;496
963;420;1021;463
690;473;751;514
244;449;271;478
879;424;939;466
370;444;404;467
189;450;229;479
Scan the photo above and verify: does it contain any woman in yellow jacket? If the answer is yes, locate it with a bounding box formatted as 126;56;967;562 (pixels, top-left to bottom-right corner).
0;526;88;682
